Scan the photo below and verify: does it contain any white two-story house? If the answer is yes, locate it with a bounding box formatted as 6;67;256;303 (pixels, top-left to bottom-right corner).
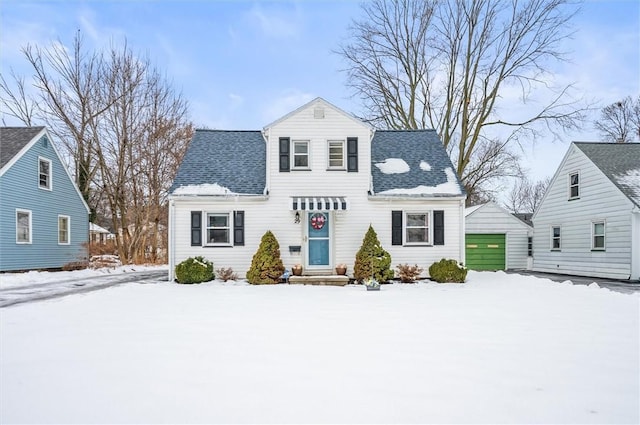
532;142;640;280
168;98;466;280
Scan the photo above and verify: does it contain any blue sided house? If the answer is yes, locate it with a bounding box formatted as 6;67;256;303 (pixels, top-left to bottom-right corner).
0;127;90;271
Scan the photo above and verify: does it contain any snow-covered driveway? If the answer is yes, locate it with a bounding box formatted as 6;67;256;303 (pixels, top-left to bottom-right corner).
1;271;638;424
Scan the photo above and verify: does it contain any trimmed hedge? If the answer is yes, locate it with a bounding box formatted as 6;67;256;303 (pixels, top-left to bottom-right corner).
175;256;214;284
428;258;467;283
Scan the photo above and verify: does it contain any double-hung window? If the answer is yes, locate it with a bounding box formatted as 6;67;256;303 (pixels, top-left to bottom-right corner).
16;209;32;244
205;213;230;245
292;140;309;169
58;215;70;244
327;140;345;169
592;221;605;250
551;226;561;250
569;172;579;199
405;212;430;244
39;157;52;190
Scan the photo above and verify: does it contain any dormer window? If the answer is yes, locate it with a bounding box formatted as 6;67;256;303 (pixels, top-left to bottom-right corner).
569;171;579;199
327;140;345;169
293;140;310;169
39;157;52;190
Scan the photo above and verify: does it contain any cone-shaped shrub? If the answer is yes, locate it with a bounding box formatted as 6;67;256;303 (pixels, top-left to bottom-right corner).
353;225;394;283
246;230;285;284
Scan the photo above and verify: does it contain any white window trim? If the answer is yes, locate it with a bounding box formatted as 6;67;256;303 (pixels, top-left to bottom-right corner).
38;157;52;191
58;215;71;245
204;212;232;246
591;220;605;251
568;170;579;200
404;211;432;245
327;140;346;170
551;225;561;251
292;140;311;170
16;209;32;244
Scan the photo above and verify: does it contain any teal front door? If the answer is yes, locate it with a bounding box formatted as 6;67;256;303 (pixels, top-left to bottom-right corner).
307;212;330;268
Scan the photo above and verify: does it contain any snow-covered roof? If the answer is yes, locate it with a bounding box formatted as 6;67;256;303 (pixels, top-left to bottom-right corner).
371;130;465;198
89;223;113;234
172;183;236;196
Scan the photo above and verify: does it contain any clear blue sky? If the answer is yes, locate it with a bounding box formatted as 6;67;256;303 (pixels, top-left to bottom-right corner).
1;0;639;181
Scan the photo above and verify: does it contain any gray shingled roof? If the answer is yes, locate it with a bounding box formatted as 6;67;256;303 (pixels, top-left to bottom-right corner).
0;126;45;170
170;130;266;195
371;130;465;196
574;142;640;208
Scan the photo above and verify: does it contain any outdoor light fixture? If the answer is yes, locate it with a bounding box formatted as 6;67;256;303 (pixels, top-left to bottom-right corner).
295;211;300;223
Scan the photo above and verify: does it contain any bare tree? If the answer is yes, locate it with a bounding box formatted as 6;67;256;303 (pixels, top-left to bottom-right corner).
20;33;111;219
594;95;640;143
338;0;588;196
505;176;550;213
2;33;193;264
0;71;37;126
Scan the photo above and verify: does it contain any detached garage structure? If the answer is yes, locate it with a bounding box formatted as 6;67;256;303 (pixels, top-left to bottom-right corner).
465;202;533;271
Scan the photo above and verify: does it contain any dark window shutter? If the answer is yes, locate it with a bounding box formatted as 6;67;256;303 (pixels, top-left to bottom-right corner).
234;211;245;246
190;211;202;246
279;137;290;172
347;137;358;172
392;210;403;245
434;210;444;245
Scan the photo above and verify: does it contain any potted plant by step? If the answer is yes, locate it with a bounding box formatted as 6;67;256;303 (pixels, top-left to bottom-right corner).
335;263;347;275
292;264;303;276
364;277;380;291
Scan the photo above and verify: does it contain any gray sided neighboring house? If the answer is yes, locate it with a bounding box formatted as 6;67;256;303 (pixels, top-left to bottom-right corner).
0;127;90;271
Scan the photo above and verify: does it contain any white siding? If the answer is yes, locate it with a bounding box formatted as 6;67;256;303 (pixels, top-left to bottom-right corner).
465;202;532;270
532;145;635;279
169;196;463;279
169;99;465;280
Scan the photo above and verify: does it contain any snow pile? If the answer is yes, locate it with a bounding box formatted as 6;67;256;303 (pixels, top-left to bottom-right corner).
419;160;432;171
374;158;410;174
615;168;640;205
1;270;637;424
172;183;235;196
379;167;462;196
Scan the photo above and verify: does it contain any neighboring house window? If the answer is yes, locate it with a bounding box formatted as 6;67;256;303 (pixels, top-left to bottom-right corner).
39;157;52;190
16;209;32;244
405;212;430;244
528;236;533;256
569;171;579;199
551;226;561;250
292;140;310;169
327;140;345;169
58;215;70;244
592;221;605;250
205;213;230;245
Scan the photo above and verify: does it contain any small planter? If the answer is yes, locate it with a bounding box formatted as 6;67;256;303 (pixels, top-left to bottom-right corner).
364;278;380;291
335;264;347;275
292;265;303;276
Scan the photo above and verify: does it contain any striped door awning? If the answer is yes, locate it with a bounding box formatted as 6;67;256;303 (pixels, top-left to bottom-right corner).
291;196;348;211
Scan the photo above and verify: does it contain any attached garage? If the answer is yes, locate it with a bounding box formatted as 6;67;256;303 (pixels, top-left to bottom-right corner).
465;233;506;270
465;202;533;271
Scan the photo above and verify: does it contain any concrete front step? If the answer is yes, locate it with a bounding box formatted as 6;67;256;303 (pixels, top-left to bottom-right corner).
288;275;350;286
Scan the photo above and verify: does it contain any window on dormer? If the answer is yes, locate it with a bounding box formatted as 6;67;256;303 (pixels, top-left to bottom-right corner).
293;140;309;169
39;157;52;190
569;172;579;199
328;140;345;169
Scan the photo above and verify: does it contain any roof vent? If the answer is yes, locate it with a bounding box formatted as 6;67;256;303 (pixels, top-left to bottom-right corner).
314;107;325;119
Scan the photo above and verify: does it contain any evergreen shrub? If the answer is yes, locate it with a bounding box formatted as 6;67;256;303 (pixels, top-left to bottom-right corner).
428;258;467;283
353;225;394;283
175;256;214;284
246;231;285;284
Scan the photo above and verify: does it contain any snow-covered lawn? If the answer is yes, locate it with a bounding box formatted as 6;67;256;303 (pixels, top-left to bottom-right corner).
1;271;638;424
